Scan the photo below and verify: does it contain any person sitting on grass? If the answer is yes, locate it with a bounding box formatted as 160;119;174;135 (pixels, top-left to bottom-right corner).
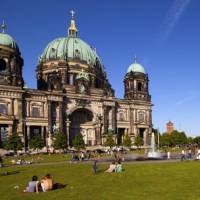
115;161;124;173
23;176;38;192
36;174;53;193
105;161;116;173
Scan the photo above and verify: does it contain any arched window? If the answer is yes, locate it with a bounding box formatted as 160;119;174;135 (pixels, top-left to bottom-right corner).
119;112;125;121
137;82;142;91
74;49;80;59
138;112;145;122
0;104;7;115
31;107;40;118
0;59;6;71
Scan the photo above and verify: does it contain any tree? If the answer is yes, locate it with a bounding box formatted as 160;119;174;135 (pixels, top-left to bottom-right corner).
171;130;187;146
187;137;193;145
160;133;173;147
134;134;143;148
29;135;44;151
54;132;68;150
4;133;23;153
193;136;200;147
105;134;115;148
123;134;132;148
160;130;188;147
72;133;85;151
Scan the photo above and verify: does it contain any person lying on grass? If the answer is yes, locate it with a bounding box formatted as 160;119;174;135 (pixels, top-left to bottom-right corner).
105;161;116;173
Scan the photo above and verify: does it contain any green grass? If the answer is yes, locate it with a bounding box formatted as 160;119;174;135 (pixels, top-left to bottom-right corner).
3;154;71;166
1;161;200;200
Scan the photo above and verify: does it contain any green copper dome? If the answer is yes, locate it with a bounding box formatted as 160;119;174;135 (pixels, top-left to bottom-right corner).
127;63;145;74
40;15;103;68
127;57;145;74
40;37;102;67
0;33;19;50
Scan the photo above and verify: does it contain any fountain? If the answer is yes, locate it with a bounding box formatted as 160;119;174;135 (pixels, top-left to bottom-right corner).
147;132;162;159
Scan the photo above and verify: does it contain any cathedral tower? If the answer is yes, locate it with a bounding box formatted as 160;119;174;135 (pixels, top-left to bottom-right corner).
124;56;150;101
0;21;24;88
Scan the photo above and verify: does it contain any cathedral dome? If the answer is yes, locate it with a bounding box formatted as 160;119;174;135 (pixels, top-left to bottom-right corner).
40;36;101;67
127;56;145;74
0;33;19;50
0;21;19;51
40;14;102;68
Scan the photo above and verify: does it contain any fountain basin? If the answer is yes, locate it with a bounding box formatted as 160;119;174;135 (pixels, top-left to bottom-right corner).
147;151;162;159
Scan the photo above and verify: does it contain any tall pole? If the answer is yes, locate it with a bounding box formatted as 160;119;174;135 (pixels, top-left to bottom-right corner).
157;128;160;149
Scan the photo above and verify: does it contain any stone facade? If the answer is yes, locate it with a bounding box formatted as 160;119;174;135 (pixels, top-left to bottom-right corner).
0;17;153;149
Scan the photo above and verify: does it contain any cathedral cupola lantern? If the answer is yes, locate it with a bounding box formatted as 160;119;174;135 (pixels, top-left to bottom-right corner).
124;56;151;101
68;10;78;37
0;20;24;88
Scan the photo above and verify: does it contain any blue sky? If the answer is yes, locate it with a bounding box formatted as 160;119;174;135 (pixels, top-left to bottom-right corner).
1;0;200;136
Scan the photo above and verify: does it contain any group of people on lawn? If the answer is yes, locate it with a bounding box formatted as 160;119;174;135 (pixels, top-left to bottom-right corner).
105;161;124;173
24;174;53;193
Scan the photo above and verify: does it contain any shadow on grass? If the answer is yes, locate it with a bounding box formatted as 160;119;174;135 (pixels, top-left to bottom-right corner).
53;183;67;190
1;170;20;176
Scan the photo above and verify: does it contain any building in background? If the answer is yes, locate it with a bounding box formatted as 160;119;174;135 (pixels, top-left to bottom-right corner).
0;12;152;148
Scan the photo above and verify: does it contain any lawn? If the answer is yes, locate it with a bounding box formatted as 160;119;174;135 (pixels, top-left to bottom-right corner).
3;153;72;166
0;161;200;200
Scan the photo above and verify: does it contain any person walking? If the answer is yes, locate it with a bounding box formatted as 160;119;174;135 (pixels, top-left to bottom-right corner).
180;150;186;161
92;160;98;174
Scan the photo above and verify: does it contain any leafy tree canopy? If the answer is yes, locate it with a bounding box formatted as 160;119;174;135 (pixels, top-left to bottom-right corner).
4;133;23;153
123;134;132;147
134;134;143;148
160;130;188;147
105;134;115;148
72;133;85;151
54;131;68;150
193;136;200;147
29;135;44;150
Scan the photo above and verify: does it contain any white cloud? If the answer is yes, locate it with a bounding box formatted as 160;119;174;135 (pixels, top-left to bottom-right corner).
162;0;191;40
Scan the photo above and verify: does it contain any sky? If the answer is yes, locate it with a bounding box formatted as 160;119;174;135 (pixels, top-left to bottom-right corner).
0;0;200;136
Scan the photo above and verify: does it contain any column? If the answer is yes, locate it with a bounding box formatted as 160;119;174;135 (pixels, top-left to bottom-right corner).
143;129;148;147
112;107;116;133
85;129;88;145
27;126;30;149
103;106;107;134
41;126;44;142
66;120;70;146
8;125;12;136
8;102;12;115
48;101;52;134
59;102;63;132
17;100;23;133
27;101;30;117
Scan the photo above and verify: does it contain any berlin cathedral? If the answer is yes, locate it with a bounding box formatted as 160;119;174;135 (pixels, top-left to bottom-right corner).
0;12;152;149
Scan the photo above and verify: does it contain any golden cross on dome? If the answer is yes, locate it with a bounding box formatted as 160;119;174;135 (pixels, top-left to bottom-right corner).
70;10;75;19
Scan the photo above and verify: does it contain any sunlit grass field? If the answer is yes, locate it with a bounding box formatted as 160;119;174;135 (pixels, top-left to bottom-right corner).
1;160;200;200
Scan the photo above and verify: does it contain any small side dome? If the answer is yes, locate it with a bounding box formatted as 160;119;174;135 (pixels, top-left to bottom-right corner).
0;20;19;51
127;56;145;74
0;33;19;50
